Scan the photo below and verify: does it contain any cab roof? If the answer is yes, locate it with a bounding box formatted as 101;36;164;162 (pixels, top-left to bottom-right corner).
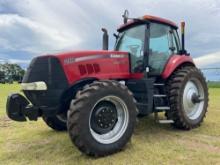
117;15;178;31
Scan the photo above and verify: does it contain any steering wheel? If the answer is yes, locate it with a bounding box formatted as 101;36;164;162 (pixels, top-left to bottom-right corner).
127;45;140;52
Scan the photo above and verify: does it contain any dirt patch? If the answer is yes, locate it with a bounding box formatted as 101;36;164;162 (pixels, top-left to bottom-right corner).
178;138;220;153
0;116;12;128
198;134;220;142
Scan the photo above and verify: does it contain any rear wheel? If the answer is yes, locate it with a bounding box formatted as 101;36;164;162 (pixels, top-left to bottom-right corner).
43;113;67;131
67;80;137;156
166;66;208;130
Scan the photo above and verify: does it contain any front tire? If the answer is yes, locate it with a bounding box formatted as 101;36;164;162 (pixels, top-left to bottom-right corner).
67;80;137;156
43;113;67;131
166;66;208;130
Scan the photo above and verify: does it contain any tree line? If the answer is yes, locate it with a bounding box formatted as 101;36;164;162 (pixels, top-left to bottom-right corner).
0;63;25;83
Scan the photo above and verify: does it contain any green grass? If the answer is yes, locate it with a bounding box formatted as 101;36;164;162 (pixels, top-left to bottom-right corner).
208;81;220;88
0;84;220;164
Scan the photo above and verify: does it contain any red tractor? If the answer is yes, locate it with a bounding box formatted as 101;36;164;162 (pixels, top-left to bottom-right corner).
6;11;208;156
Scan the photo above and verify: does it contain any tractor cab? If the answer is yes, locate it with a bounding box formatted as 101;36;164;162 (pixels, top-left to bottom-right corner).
101;10;188;77
114;13;182;76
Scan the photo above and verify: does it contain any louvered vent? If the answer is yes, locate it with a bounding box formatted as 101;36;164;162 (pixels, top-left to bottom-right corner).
78;63;100;75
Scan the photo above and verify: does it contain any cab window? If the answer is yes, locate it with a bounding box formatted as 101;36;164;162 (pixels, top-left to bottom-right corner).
149;23;177;75
115;25;145;73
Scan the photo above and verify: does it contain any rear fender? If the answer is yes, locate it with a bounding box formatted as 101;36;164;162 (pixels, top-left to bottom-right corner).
161;55;195;79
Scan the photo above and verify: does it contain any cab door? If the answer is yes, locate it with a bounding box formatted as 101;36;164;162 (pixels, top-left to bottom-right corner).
148;23;179;75
115;24;147;73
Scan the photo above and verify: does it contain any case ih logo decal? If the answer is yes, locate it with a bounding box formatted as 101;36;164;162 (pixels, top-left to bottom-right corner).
64;54;127;65
110;54;126;58
64;57;75;65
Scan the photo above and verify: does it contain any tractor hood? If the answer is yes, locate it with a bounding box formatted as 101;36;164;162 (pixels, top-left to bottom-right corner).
22;49;131;108
54;50;130;84
55;50;128;61
24;50;131;86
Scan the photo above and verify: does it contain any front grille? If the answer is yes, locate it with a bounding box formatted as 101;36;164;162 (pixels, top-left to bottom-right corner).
22;56;69;107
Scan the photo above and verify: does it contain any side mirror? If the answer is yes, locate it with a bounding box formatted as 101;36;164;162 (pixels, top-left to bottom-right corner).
122;10;129;24
101;28;109;50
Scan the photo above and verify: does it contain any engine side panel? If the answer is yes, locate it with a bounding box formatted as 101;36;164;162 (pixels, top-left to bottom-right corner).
56;51;131;85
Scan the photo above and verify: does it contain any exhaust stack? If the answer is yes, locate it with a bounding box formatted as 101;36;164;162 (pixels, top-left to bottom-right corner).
102;28;109;50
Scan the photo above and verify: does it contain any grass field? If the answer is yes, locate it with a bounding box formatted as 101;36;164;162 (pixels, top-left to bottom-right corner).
208;81;220;88
0;83;220;165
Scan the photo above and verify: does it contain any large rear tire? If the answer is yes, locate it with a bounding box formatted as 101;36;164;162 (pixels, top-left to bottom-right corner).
67;80;137;156
166;66;208;130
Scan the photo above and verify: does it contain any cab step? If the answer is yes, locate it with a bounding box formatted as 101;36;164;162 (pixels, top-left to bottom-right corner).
158;120;174;124
155;106;170;110
153;94;167;97
154;112;174;124
153;83;164;86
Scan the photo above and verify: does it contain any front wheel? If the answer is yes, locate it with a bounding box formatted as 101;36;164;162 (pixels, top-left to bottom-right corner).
43;113;67;131
67;80;137;156
166;66;208;130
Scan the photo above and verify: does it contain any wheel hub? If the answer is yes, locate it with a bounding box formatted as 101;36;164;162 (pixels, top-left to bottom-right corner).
89;95;129;144
183;79;205;120
91;101;118;134
185;88;198;108
191;93;202;104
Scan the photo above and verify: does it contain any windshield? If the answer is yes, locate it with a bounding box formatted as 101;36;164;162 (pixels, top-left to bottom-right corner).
115;25;145;53
115;25;146;72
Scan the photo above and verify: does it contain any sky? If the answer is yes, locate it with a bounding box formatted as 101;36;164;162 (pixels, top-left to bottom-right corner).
0;0;220;80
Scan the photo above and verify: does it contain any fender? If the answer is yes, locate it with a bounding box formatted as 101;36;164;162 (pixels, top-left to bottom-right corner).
59;77;98;113
161;55;195;79
61;77;98;100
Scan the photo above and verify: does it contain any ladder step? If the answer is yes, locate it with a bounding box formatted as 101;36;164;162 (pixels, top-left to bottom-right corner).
155;106;170;110
158;120;174;124
153;94;167;97
154;83;164;86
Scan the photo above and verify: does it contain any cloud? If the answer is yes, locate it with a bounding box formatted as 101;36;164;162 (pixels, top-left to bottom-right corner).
8;59;30;64
0;0;220;67
0;13;82;54
194;51;220;68
194;52;220;81
0;58;30;64
4;0;220;53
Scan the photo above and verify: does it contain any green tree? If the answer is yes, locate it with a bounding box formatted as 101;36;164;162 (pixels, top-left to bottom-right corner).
0;70;4;80
0;63;25;81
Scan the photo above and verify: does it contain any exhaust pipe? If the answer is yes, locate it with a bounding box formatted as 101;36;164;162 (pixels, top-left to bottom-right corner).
102;28;109;50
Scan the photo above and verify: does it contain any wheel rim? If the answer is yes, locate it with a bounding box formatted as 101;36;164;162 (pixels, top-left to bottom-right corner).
56;113;67;123
183;78;205;120
89;96;129;144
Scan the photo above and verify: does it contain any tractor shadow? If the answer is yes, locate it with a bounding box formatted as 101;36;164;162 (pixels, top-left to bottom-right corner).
133;114;189;138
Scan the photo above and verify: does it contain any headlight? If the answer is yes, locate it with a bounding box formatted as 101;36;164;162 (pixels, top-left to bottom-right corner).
21;81;47;90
